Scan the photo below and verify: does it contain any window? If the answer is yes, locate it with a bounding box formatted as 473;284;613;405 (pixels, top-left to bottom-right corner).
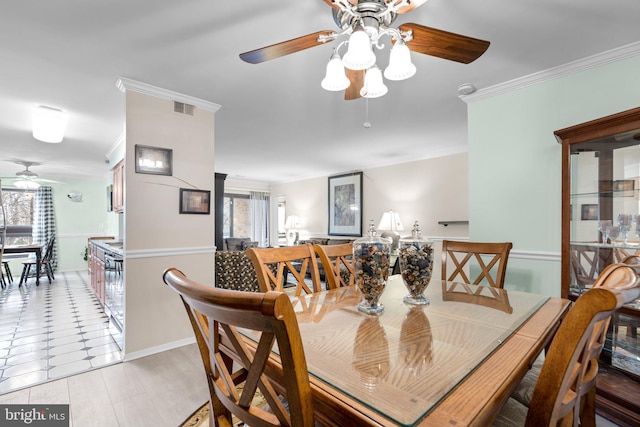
223;194;250;238
1;188;35;245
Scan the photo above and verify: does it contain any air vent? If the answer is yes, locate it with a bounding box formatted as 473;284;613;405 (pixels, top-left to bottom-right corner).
174;101;195;116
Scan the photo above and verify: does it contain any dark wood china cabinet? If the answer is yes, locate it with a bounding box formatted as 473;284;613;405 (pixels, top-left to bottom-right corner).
556;106;640;426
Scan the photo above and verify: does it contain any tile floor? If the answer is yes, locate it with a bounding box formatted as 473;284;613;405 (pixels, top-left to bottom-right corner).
0;270;122;394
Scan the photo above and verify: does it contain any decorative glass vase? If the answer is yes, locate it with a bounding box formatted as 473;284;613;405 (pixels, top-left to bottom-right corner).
353;220;392;314
399;221;433;305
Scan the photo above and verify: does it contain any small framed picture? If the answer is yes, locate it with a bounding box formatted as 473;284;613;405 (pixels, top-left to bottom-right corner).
581;204;598;220
180;189;211;214
135;144;173;175
613;179;635;197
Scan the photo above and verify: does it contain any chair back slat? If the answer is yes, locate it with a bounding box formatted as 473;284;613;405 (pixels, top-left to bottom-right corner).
247;245;322;295
163;268;315;427
314;243;355;290
441;240;513;288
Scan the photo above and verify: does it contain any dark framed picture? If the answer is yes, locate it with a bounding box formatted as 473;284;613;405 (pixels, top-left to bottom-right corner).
613;179;635;196
135;144;173;175
180;189;211;214
581;204;598;220
328;172;363;236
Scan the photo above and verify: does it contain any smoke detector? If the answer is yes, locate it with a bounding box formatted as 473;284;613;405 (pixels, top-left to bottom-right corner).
457;83;477;96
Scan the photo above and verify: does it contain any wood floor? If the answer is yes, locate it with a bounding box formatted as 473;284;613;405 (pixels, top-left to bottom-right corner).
0;343;208;426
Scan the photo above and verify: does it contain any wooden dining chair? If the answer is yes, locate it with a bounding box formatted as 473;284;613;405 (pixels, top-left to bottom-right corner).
19;235;55;286
504;263;639;427
247;245;322;296
163;267;315;427
441;240;513;288
313;243;355;290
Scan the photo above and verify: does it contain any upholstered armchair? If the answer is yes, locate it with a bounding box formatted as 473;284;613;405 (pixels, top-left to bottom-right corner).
214;251;261;292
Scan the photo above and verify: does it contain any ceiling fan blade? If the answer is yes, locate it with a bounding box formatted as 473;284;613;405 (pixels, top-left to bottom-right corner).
396;0;429;14
344;69;364;101
399;23;490;64
322;0;357;9
240;31;336;64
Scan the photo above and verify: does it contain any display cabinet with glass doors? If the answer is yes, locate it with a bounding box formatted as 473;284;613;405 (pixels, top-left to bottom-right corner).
556;106;640;426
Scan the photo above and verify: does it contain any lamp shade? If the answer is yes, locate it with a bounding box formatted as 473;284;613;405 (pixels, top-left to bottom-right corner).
321;51;351;91
285;215;301;229
377;210;404;231
342;25;376;71
360;66;388;98
32;105;68;143
384;39;416;81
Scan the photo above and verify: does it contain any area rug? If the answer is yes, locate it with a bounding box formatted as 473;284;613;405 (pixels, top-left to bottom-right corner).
180;384;267;427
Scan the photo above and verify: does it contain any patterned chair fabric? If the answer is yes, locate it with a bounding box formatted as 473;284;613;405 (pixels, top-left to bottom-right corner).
214;251;260;292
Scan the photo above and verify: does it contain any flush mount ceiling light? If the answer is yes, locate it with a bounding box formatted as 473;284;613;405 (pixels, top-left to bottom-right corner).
32;105;68;143
14;179;40;190
240;0;490;101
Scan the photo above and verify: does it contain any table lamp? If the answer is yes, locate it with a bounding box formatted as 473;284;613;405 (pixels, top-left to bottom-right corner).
377;210;404;252
285;215;301;246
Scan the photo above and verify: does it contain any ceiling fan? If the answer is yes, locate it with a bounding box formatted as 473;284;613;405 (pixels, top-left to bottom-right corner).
1;161;58;189
239;0;490;100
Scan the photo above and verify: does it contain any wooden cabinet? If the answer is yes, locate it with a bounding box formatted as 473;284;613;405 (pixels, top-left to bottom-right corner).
90;244;106;307
555;106;640;426
112;160;124;213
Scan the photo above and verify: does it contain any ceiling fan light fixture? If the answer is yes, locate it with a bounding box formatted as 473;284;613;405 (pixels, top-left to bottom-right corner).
384;39;416;81
14;179;40;190
32;105;68;143
321;51;351;91
342;25;376;71
360;66;388;98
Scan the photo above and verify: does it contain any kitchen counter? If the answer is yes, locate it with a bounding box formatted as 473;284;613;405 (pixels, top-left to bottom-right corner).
91;239;123;258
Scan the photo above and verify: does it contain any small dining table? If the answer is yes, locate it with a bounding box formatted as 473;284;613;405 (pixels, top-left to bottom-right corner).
3;244;44;285
234;275;571;426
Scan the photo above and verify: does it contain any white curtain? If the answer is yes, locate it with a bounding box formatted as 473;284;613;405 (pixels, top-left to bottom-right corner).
249;191;269;247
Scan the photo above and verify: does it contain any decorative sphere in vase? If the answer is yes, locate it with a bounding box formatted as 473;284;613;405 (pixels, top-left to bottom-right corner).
353;220;392;315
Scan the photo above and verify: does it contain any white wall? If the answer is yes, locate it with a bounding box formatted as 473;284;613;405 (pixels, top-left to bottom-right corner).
466;52;640;296
270;153;470;279
123;89;217;357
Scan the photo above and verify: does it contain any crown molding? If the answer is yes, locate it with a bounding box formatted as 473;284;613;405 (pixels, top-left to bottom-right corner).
460;41;640;103
115;77;221;113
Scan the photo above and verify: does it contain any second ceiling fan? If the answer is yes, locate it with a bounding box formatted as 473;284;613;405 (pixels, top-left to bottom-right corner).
240;0;490;100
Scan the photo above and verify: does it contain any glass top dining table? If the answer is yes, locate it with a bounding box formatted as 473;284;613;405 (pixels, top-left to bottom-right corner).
234;275;569;426
284;276;552;426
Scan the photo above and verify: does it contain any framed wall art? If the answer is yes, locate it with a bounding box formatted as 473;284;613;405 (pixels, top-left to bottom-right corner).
581;204;598;221
135;144;173;175
328;172;363;236
180;188;211;214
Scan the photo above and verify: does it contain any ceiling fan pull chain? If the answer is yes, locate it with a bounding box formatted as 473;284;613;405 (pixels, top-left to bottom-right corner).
364;97;371;128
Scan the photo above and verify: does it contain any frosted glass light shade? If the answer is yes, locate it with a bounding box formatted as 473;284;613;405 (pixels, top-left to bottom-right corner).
32;106;68;143
384;39;416;81
360;66;388;98
321;52;350;91
14;180;40;189
342;26;376;71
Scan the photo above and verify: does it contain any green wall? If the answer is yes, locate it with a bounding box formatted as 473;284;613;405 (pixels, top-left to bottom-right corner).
468;54;640;296
51;178;120;271
4;178;120;276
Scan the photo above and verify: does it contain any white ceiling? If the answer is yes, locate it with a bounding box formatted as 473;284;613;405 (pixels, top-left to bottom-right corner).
0;0;639;185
